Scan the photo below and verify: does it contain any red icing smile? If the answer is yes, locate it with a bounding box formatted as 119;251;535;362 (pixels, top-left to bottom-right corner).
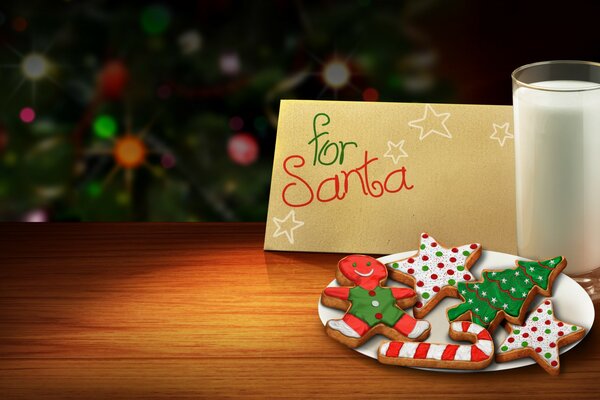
339;255;387;289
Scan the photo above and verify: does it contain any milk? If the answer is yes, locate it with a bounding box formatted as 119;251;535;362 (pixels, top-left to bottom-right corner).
514;80;600;275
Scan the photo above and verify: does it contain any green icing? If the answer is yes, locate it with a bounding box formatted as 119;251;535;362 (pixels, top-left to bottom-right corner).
420;244;426;250
447;257;561;328
463;251;470;256
348;286;405;327
422;265;429;271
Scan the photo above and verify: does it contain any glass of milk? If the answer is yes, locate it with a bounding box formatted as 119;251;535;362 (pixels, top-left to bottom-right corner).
512;60;600;297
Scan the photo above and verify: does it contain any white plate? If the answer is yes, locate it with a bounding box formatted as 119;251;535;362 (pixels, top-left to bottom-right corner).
318;250;595;372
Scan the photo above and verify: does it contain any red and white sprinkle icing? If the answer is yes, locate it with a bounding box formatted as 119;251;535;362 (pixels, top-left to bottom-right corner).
386;233;480;310
497;299;584;369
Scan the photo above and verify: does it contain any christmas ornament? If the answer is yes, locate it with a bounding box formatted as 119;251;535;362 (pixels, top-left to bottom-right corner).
228;132;258;166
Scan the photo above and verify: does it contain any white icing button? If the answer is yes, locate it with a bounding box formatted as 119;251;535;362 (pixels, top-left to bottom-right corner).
371;300;380;307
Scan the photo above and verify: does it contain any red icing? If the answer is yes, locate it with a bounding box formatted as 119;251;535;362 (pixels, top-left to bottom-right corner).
522;333;529;338
343;314;370;336
545;300;550;305
545;320;551;325
508;337;515;343
449;257;457;263
551;360;558;367
408;258;415;264
477;330;492;341
537;308;542;313
441;344;459;360
470;244;478;249
422;255;429;261
537;336;543;341
375;313;383;319
339;255;387;290
471;345;488;362
417;281;424;287
462;321;471;332
535;347;542;353
431;274;438;280
431;242;438;247
407;268;415;274
550;342;556;348
558;322;564;327
414;343;430;359
532;327;537;332
415;301;423;308
422;233;429;239
369;290;376;296
464;274;471;280
433;286;440;292
386;341;403;357
452;247;458;253
437;262;444;268
558;331;564;337
448;270;455;275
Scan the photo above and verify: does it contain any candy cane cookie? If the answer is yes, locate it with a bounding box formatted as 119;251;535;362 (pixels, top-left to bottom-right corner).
378;321;494;370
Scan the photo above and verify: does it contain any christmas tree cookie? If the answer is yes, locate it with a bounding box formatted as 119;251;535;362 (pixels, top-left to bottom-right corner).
496;299;585;375
447;256;566;331
321;255;431;348
385;233;482;318
378;321;494;370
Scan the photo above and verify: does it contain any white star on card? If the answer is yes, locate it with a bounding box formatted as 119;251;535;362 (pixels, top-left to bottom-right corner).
497;300;585;375
383;140;408;164
490;122;513;147
272;210;304;244
385;233;481;318
408;104;452;140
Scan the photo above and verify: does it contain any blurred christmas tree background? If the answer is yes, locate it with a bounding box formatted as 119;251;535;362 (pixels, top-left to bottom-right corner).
1;0;599;221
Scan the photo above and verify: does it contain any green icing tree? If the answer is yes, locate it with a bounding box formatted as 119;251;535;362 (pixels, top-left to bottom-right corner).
447;256;565;329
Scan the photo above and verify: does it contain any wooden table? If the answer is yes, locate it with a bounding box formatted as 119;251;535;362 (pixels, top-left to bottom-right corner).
1;223;599;399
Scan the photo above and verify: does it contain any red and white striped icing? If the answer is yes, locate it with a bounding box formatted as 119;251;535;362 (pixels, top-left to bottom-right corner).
379;321;493;363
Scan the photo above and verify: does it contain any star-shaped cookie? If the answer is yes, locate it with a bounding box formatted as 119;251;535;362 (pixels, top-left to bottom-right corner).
385;233;482;318
496;299;585;375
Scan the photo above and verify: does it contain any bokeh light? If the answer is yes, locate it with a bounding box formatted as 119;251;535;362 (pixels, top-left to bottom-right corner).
229;116;244;131
23;209;47;222
21;53;48;80
86;181;103;198
161;153;176;169
140;5;171;35
93;115;118;139
19;107;36;123
219;52;241;75
362;87;379;101
113;135;147;169
228;133;259;166
322;59;351;89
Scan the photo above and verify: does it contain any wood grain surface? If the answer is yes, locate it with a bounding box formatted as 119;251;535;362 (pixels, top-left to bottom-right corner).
1;223;599;399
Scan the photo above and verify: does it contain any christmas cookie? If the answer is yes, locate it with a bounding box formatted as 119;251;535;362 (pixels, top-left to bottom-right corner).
447;256;566;331
321;255;431;348
378;321;494;370
496;299;585;375
385;233;482;318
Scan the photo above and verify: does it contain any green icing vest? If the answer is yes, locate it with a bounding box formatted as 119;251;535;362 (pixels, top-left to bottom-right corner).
348;286;405;327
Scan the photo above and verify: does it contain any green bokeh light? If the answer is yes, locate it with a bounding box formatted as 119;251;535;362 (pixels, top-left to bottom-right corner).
86;181;102;198
141;5;171;35
93;115;117;139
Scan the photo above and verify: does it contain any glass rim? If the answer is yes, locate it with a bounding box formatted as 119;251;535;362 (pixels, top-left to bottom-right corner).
512;60;600;92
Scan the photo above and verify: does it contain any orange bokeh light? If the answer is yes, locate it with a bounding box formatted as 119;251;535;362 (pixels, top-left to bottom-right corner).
113;135;147;169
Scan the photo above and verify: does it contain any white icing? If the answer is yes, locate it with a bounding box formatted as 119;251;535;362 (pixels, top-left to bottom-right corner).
497;300;584;368
327;319;360;338
398;342;419;358
455;345;472;361
355;268;374;277
476;340;493;356
467;322;483;335
450;321;463;332
386;233;481;309
380;342;390;355
425;344;446;360
407;320;430;338
371;300;380;307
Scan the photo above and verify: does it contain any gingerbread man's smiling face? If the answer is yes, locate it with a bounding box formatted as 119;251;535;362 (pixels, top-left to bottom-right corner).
339;255;387;285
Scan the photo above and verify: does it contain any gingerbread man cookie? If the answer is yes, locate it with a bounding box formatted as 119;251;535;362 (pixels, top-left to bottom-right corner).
322;255;431;348
385;233;482;318
496;299;585;375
